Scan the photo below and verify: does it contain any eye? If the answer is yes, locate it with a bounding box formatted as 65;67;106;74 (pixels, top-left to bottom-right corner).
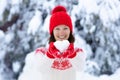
55;27;60;30
64;27;69;30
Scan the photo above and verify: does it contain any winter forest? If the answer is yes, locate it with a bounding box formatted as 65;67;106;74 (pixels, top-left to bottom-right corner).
0;0;120;80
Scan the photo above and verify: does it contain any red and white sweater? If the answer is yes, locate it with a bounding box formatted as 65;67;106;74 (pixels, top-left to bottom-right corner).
18;40;86;80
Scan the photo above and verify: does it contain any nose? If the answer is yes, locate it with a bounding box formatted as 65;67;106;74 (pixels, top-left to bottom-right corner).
59;29;65;35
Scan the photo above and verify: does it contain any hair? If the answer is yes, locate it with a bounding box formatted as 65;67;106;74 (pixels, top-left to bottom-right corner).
48;32;75;43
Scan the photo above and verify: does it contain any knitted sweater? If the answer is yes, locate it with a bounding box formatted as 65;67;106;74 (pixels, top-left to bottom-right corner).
18;40;86;80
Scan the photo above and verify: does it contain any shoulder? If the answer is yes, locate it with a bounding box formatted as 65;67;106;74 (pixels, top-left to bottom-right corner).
35;47;47;54
74;47;83;53
25;47;47;62
25;51;35;60
24;51;36;65
75;47;86;60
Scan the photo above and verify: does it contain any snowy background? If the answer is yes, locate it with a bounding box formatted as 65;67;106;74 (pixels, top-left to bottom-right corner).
0;0;120;80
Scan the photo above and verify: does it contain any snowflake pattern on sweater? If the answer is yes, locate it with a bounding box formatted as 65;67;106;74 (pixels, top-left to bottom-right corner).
36;41;83;70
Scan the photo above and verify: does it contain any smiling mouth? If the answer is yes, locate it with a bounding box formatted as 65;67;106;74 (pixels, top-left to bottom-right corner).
58;36;66;39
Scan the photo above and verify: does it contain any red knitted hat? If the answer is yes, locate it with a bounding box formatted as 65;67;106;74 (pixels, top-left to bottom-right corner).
49;5;73;35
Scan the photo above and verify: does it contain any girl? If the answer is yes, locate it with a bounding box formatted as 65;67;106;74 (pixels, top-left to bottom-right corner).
18;5;86;80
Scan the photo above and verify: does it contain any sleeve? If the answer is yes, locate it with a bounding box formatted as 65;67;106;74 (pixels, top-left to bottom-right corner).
69;50;86;72
18;51;42;80
18;51;54;80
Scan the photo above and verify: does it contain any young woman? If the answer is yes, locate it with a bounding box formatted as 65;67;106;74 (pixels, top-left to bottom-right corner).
18;5;86;80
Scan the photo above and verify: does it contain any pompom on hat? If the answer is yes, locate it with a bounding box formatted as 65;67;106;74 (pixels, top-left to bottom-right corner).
49;5;73;35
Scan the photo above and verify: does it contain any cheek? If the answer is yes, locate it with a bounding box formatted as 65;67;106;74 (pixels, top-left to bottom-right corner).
53;31;58;39
67;32;71;38
53;31;57;36
67;31;70;36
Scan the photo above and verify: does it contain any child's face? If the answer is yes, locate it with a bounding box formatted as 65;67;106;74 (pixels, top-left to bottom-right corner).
53;25;70;41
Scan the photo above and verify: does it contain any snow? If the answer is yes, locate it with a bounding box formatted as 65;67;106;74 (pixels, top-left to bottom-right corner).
10;0;22;14
42;15;50;33
4;32;14;44
0;30;5;41
0;0;7;21
80;0;99;14
11;0;22;5
0;50;6;61
99;0;120;26
74;34;93;57
54;40;70;53
27;10;42;35
0;0;120;80
12;61;21;73
77;68;120;80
